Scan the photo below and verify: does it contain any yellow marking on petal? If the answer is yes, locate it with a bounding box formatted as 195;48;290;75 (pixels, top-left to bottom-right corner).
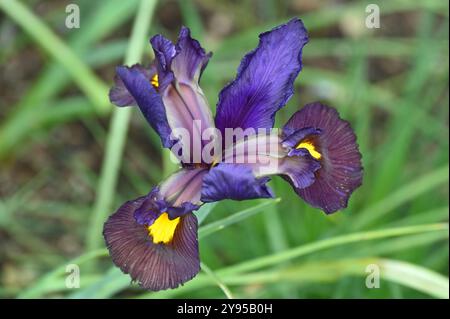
297;141;322;160
147;212;180;244
150;73;159;89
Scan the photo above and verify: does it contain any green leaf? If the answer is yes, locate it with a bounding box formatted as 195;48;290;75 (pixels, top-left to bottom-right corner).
0;0;109;111
198;199;281;239
379;259;449;299
353;165;449;229
86;0;158;253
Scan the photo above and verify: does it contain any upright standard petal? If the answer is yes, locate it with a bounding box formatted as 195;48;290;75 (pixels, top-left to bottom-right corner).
150;28;215;163
103;167;207;291
283;102;363;213
172;27;212;83
150;34;177;92
215;18;308;135
112;64;174;148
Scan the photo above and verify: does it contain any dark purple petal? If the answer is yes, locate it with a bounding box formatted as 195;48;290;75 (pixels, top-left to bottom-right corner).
166;202;200;219
172;27;212;83
115;65;174;148
150;27;211;90
215;18;308;135
150;35;177;91
283;102;363;213
103;197;199;291
109;64;155;107
277;154;320;189
201;164;274;202
282;127;321;150
133;188;167;226
134;168;206;225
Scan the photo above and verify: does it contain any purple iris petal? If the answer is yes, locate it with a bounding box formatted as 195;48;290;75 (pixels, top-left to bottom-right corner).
114;65;174;148
159;167;208;207
282;127;322;149
239;153;319;190
150;35;177;91
133;188;167;225
134;167;206;225
150;28;215;164
166;202;200;219
103;196;199;291
162;83;214;163
172;27;212;83
215;18;308;135
283;102;363;214
109;64;155;107
201;164;274;202
103;167;206;291
220;131;319;190
277;155;320;189
133;186;200;224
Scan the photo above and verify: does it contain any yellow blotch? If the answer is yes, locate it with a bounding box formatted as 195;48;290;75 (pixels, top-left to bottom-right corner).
150;73;159;89
297;141;322;160
147;212;180;244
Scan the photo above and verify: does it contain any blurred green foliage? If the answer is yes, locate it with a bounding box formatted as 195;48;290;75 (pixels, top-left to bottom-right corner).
0;0;448;298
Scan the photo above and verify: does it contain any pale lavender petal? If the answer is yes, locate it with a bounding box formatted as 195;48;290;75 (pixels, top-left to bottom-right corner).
150;28;215;163
159;167;208;207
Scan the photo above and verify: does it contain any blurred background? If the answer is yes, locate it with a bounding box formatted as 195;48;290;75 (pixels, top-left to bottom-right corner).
0;0;448;298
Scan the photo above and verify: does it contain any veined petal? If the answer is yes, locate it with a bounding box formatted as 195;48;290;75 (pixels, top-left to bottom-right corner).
202;130;319;202
254;154;320;190
133;167;206;224
282;127;321;151
159;167;208;211
283;102;363;214
215;18;308;135
109;64;155;107
150;35;177;91
221;131;319;189
103;197;199;291
103;167;207;291
150;27;211;90
162;83;215;163
113;65;174;148
201;164;274;202
172;27;212;84
151;28;215;163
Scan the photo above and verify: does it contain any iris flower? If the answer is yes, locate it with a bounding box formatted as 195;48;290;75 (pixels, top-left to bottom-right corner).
104;18;363;291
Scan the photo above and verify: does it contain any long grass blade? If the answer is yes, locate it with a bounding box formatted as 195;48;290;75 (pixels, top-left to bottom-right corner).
86;0;158;253
353;165;449;229
0;0;109;111
198;199;281;239
217;223;448;276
